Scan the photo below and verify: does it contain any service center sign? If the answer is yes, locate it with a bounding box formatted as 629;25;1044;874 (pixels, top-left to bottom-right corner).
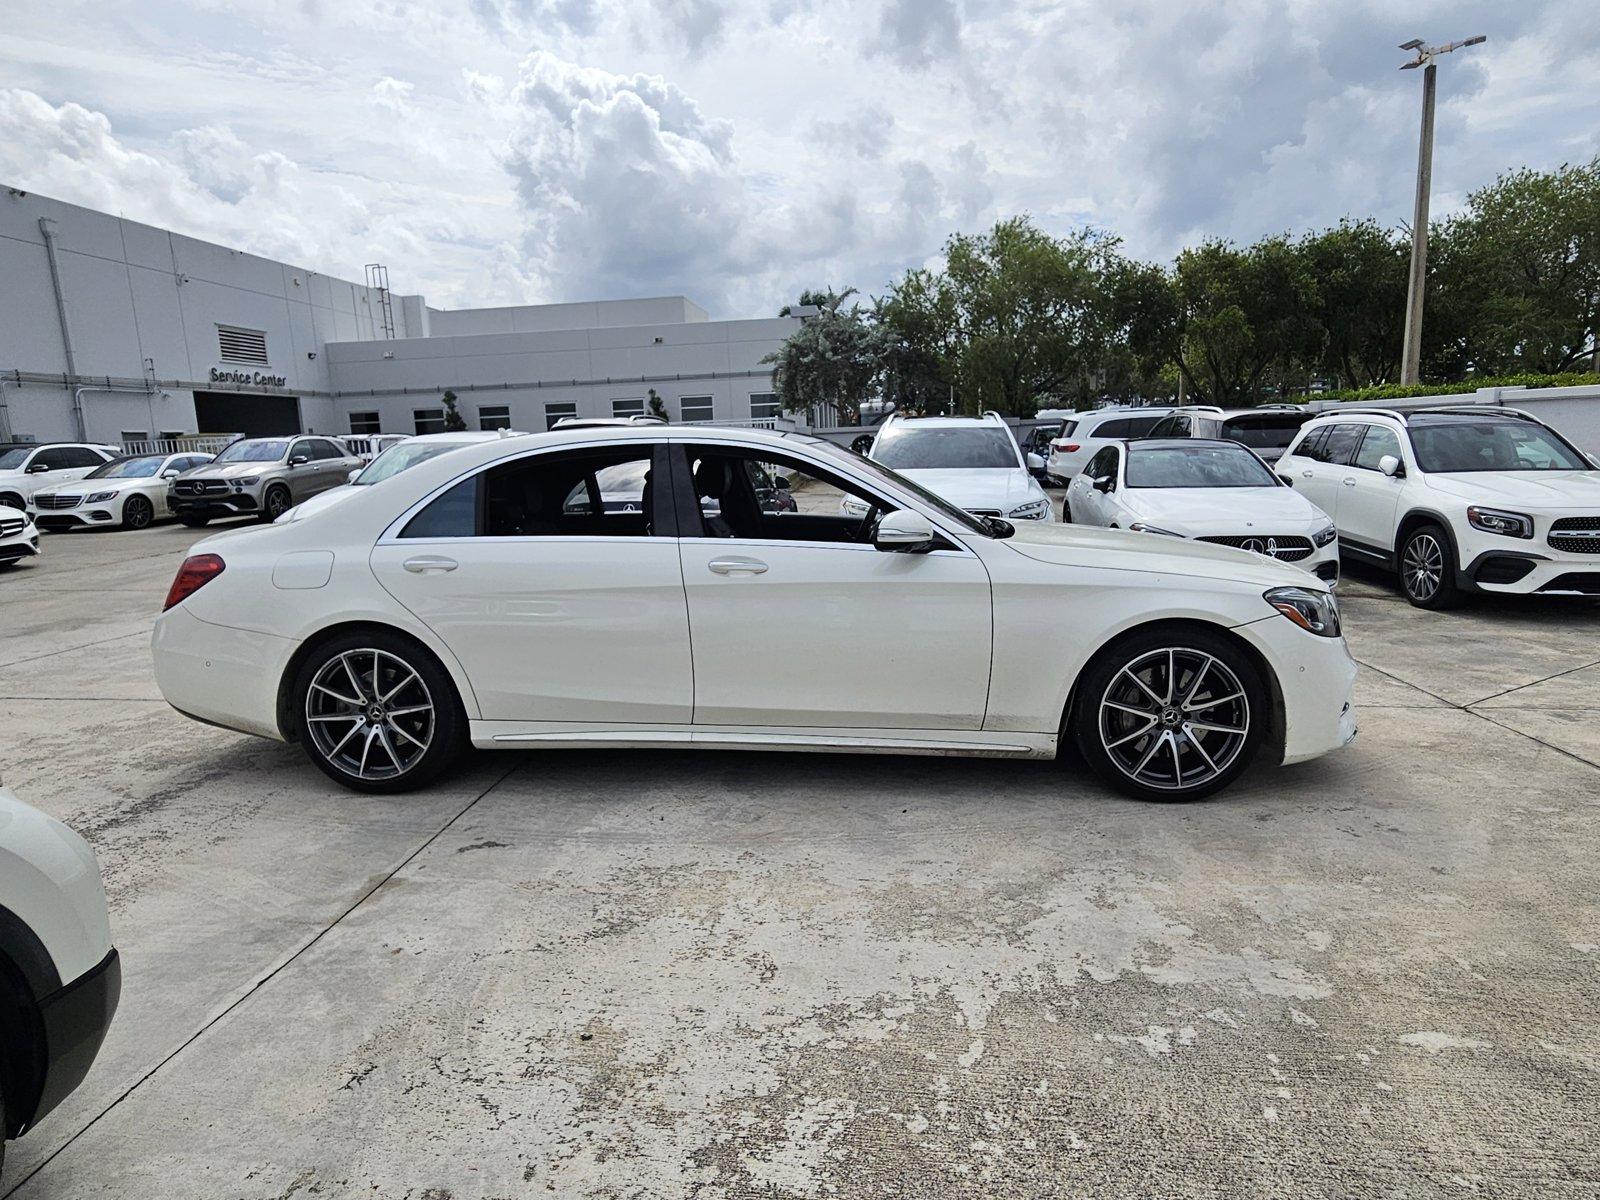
210;367;289;387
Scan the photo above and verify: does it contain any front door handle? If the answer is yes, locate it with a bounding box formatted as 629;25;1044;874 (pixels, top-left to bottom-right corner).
403;555;458;574
1342;477;1357;487
708;556;768;576
1302;471;1314;479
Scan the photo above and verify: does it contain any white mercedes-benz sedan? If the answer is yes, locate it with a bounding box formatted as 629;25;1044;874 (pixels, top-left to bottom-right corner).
151;426;1357;802
1067;439;1341;587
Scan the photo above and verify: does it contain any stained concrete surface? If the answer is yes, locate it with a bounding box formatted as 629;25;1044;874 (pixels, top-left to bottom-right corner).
1;522;1597;1198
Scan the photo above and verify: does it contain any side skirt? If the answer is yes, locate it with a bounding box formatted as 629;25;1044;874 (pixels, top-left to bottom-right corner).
472;721;1057;759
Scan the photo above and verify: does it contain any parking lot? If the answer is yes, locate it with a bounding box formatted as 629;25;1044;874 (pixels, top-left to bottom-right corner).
2;520;1598;1198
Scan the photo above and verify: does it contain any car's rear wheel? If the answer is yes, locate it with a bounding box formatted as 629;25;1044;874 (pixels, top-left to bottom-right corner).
177;514;209;528
121;495;154;530
261;485;291;523
1398;523;1460;609
293;631;466;793
1072;627;1266;802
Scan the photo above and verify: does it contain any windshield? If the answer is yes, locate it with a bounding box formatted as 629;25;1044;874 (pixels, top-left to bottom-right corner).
872;426;1021;470
356;441;466;484
86;455;165;480
0;449;29;470
1409;416;1589;472
1127;444;1278;488
800;437;990;536
216;439;289;463
1221;415;1310;450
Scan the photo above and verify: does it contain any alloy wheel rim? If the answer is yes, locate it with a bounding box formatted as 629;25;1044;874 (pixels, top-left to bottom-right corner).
1098;647;1249;791
127;499;151;528
1404;534;1443;599
267;491;288;518
305;648;435;781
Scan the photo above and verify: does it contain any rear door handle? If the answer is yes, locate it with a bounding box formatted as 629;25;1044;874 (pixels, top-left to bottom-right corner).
403;555;458;574
708;557;768;576
1342;477;1357;487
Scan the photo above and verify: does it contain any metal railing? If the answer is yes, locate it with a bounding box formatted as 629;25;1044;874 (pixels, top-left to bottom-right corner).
120;435;242;456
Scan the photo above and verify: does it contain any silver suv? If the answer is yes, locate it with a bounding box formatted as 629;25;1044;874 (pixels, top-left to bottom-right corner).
168;435;363;526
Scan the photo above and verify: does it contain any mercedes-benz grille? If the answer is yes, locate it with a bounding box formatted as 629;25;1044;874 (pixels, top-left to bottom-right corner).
1548;516;1600;555
1198;534;1314;562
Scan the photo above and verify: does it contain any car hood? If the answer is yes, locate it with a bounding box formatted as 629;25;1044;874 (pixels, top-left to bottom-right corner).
1124;486;1330;532
281;484;360;522
999;518;1322;591
1424;470;1600;509
179;461;284;480
896;468;1041;511
0;503;25;519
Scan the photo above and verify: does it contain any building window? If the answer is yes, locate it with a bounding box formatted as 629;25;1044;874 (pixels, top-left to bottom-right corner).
679;395;713;423
749;392;782;421
217;325;270;366
348;412;381;435
544;402;577;431
414;408;446;435
479;405;512;431
612;398;645;419
120;430;148;443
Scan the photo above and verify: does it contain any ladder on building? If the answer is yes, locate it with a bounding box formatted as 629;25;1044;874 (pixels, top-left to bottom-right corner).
365;263;396;339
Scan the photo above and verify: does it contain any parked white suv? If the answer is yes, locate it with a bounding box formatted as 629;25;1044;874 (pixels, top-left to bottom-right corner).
1278;406;1600;607
0;444;119;513
0;774;119;1175
1045;407;1174;484
861;412;1055;522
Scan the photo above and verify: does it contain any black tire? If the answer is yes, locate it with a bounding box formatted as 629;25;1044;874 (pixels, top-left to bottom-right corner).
260;485;291;523
178;514;210;528
1397;522;1461;610
121;495;155;530
1071;625;1268;803
292;629;467;794
1061;501;1073;524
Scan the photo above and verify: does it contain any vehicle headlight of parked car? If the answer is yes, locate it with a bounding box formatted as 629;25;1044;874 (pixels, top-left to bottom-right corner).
84;490;120;504
1466;506;1534;539
1008;498;1051;520
1312;522;1337;547
1265;586;1340;637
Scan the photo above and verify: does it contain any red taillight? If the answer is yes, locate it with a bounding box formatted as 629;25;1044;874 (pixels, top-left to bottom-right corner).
1053;441;1080;453
164;554;225;611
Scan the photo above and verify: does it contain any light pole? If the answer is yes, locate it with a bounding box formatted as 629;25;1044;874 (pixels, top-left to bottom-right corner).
1397;35;1486;385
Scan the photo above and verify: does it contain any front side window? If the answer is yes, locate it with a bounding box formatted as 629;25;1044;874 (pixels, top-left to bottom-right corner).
1125;444;1277;488
401;447;658;539
1083;447;1119;480
215;439;289;464
684;446;888;545
1311;424;1364;466
1352;426;1403;471
1408;415;1589;473
36;446;108;470
871;426;1021;470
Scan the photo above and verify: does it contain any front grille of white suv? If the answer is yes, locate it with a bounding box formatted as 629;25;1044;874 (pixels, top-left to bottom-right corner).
0;515;24;538
1548;517;1600;554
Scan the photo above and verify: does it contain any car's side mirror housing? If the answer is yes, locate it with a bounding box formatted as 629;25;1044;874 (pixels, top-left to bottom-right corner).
1092;475;1115;493
773;475;792;490
25;462;50;474
1277;474;1294;487
1025;452;1045;471
162;469;181;479
289;454;309;466
1379;454;1403;478
348;468;362;483
874;508;936;553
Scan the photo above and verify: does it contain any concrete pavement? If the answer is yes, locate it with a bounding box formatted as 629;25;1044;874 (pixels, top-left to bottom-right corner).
1;521;1596;1198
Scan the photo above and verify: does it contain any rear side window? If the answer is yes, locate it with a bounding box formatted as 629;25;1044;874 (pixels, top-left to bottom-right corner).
1315;424;1365;466
400;476;479;538
1059;420;1079;438
1122;415;1168;438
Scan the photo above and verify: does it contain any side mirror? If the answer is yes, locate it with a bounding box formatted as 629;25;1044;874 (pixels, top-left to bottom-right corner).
289;454;309;466
348;468;362;483
26;462;50;474
773;475;792;490
1025;452;1045;471
1277;474;1294;487
1092;475;1115;493
874;508;935;553
1378;454;1403;478
162;469;181;479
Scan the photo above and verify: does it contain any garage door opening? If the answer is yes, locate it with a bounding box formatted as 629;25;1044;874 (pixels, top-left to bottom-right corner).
193;392;302;438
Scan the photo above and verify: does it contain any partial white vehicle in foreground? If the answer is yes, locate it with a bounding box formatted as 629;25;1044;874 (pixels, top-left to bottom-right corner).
280;431;525;524
0;444;119;513
856;412;1056;522
0;504;41;567
0;773;120;1175
1279;406;1600;607
31;452;216;532
153;425;1356;803
1067;439;1340;586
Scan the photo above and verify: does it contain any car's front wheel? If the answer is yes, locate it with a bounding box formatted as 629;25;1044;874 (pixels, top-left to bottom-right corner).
261;485;291;523
1072;627;1266;802
1398;523;1460;609
121;495;154;530
292;631;467;793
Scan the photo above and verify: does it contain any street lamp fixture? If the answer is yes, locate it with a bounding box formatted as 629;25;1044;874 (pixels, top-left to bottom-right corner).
1397;34;1487;385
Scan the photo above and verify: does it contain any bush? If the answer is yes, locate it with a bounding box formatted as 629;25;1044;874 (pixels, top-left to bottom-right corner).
1316;372;1600;404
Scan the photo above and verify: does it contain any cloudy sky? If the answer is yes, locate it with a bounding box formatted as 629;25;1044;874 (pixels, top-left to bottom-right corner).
2;0;1596;318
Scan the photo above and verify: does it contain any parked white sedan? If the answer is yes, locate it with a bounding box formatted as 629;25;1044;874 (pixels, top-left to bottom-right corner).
31;452;216;532
151;425;1356;802
1068;439;1340;586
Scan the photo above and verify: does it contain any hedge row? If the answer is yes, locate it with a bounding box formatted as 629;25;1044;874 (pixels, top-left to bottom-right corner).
1315;372;1600;405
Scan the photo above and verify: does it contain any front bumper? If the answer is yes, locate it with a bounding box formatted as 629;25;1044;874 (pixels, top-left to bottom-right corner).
31;948;121;1129
168;489;260;518
0;532;41;561
33;506;120;531
1460;547;1600;595
1233;611;1358;766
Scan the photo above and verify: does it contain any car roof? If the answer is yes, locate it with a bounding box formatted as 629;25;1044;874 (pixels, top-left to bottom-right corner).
1117;437;1254;451
880;413;1008;429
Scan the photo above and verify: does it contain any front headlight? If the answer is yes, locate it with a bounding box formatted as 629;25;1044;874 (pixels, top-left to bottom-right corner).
85;490;119;503
1467;506;1533;539
1265;586;1341;637
1312;522;1337;547
1008;498;1051;519
1129;522;1184;537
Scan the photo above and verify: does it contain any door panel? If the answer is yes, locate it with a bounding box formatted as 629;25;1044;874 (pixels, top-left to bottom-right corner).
679;539;992;728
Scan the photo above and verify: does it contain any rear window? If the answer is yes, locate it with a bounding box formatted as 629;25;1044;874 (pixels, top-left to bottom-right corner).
872;426;1020;470
1220;414;1312;450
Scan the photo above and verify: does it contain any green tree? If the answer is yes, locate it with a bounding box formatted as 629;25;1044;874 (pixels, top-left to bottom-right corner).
764;288;891;423
647;388;669;421
1300;220;1408;388
879;217;1115;416
441;389;467;431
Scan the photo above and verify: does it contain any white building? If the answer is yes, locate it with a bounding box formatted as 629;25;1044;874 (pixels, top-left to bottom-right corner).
0;187;799;446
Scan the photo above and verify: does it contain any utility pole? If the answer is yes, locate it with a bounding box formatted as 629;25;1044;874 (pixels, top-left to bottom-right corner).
1397;35;1486;385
